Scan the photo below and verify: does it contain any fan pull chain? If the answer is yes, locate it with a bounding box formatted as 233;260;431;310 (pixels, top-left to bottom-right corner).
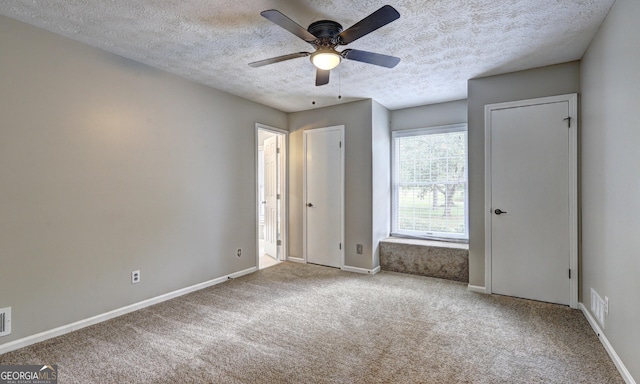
338;68;342;100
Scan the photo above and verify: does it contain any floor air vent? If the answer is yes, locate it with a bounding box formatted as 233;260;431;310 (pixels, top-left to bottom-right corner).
0;307;11;336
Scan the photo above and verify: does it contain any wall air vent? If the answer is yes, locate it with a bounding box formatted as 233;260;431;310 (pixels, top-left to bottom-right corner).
0;307;11;336
590;289;606;329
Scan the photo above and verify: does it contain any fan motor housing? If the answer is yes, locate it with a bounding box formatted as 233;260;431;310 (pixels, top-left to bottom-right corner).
307;20;343;39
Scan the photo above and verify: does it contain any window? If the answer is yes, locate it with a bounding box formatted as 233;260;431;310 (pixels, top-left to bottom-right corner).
392;124;468;240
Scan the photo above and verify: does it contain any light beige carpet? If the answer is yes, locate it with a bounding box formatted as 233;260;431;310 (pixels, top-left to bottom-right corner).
0;262;624;383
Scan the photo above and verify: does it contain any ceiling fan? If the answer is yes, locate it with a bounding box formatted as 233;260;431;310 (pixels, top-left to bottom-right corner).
249;5;401;86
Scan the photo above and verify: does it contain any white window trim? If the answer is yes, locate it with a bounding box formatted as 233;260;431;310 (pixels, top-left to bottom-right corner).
391;123;469;241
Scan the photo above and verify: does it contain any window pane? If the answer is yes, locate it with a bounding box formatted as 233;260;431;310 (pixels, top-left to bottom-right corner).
393;127;467;239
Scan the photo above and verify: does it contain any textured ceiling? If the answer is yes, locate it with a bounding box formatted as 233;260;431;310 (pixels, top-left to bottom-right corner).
0;0;614;112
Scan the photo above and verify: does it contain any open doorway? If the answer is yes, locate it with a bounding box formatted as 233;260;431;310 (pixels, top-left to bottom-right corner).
256;124;287;269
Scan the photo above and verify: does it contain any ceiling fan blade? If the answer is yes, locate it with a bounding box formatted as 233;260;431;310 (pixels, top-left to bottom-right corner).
338;5;400;45
261;10;318;43
316;69;330;86
342;49;400;68
249;52;311;68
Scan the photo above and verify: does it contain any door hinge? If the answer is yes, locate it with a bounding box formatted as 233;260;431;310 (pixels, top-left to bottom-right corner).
339;243;342;250
339;141;342;148
276;148;281;154
569;269;571;279
277;240;282;246
563;116;572;128
276;193;280;200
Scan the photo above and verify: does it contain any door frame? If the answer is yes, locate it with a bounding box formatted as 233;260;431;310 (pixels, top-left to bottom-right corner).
255;123;288;266
302;125;345;268
484;94;578;308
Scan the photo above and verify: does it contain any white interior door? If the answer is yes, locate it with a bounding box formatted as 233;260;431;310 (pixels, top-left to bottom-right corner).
263;135;279;259
304;126;344;268
488;97;576;306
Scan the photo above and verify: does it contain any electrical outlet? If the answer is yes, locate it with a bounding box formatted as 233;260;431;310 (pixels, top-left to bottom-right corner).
131;270;140;284
356;244;363;254
236;248;242;257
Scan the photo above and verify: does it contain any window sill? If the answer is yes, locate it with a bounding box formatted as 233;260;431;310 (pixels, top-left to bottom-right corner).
382;237;468;250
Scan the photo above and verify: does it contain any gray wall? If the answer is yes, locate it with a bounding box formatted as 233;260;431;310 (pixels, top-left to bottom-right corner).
580;0;640;379
371;101;391;268
391;99;468;131
0;16;286;345
288;100;375;269
467;62;581;287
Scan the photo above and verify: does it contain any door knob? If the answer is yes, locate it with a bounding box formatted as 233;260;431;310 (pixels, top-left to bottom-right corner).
307;203;313;207
494;209;507;215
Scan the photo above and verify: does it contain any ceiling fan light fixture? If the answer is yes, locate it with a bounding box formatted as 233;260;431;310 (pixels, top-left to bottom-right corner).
252;6;401;85
311;49;341;70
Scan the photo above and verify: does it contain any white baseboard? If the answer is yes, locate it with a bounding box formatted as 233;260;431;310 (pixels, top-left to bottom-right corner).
229;266;257;279
0;266;257;356
579;303;636;384
342;265;381;275
283;258;381;275
467;284;486;294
